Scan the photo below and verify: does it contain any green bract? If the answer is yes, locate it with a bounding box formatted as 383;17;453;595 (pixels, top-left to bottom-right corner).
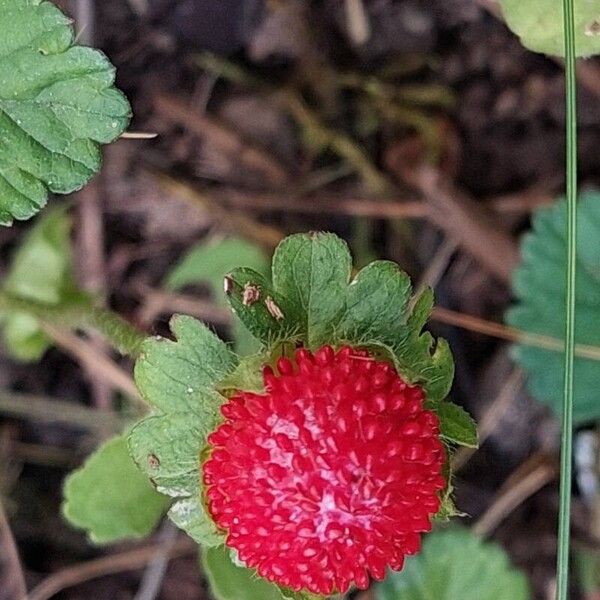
63;435;169;544
130;315;236;546
507;192;600;424
376;528;530;600
500;0;600;57
0;0;130;225
125;232;468;599
228;233;455;402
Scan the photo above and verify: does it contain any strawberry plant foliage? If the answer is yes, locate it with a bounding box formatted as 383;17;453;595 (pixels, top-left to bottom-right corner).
0;0;130;225
127;232;473;599
165;236;270;355
0;205;74;360
376;528;530;600
500;0;600;57
63;435;169;544
507;192;600;424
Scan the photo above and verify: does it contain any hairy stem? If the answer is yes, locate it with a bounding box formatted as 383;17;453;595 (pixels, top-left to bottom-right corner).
0;292;146;357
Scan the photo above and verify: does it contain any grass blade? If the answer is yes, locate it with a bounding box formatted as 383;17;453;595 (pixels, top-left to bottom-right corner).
556;0;578;597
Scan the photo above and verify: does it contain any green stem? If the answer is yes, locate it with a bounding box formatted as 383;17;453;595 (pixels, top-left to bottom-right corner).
557;0;578;597
0;292;146;357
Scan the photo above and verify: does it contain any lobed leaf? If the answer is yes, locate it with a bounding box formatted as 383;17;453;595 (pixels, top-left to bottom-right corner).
129;315;236;545
339;267;454;402
134;314;235;413
0;0;131;225
62;435;169;544
225;233;454;403
507;192;600;423
376;527;530;600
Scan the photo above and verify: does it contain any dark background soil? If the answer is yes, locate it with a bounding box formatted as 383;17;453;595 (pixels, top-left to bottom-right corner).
2;1;600;599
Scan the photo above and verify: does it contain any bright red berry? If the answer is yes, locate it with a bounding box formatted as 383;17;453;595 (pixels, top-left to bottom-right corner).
203;345;445;595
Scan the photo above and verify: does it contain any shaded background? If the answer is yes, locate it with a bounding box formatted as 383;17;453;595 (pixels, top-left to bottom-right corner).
2;1;600;599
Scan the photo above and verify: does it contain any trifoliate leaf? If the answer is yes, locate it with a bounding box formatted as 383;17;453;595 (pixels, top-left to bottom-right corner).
129;315;236;545
272;233;352;348
63;435;169;544
1;205;74;360
500;0;600;58
507;192;600;424
437;402;478;448
225;233;454;403
201;546;286;600
0;0;131;225
375;528;531;600
165;237;269;355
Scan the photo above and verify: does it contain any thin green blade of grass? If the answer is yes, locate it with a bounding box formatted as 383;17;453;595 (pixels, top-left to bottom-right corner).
556;0;578;597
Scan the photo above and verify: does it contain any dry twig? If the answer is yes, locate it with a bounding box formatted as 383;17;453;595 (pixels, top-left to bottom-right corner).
41;324;141;403
473;452;558;537
154;94;289;187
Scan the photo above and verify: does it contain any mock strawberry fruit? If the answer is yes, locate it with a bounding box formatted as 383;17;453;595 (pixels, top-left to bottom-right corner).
203;345;446;596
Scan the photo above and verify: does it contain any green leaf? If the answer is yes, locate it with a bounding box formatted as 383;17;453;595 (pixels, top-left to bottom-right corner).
201;546;286;600
507;192;600;424
1;312;50;361
341;267;454;402
1;205;74;360
0;0;131;225
225;267;295;345
375;528;531;600
218;352;267;394
165;237;270;356
272;233;352;348
129;413;214;497
134;314;235;413
224;233;454;403
340;261;412;339
500;0;600;58
130;315;235;544
166;237;269;293
437;402;478;448
63;435;169;544
575;549;600;595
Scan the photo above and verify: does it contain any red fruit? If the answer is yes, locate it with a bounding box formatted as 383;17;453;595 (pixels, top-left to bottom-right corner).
203;345;445;595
